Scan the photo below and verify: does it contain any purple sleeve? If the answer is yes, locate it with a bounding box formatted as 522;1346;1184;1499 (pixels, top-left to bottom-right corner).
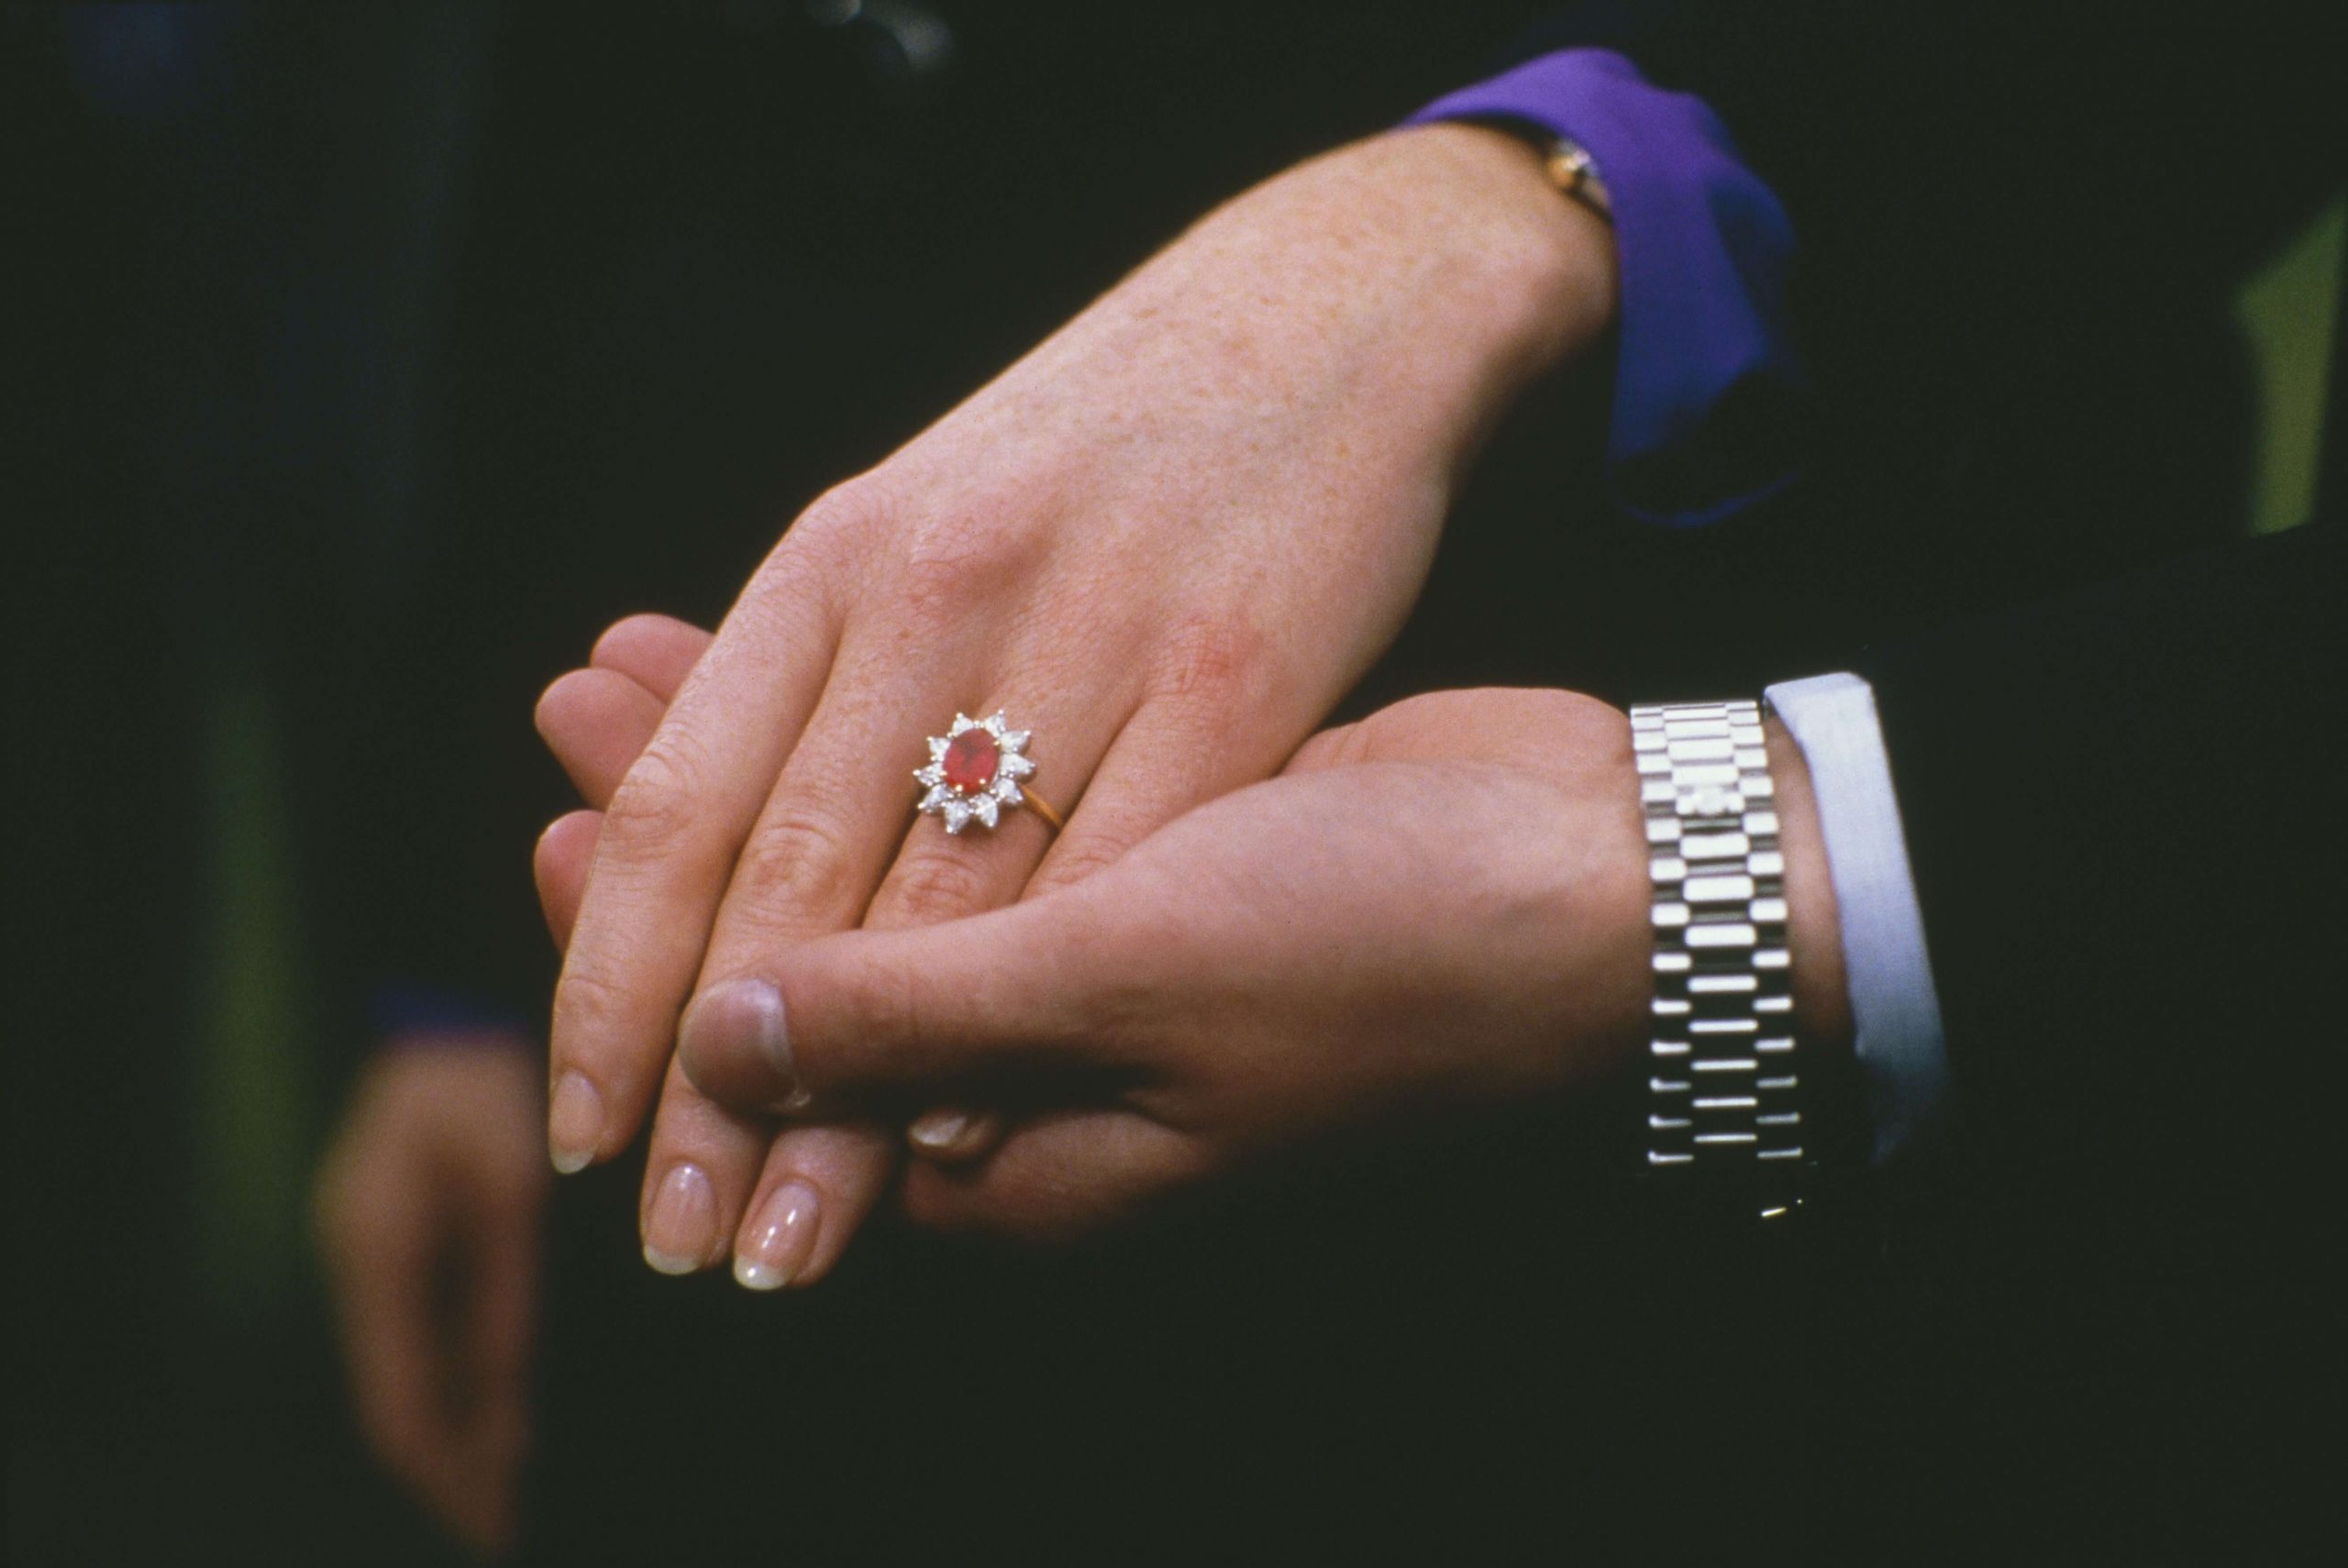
1408;50;1800;527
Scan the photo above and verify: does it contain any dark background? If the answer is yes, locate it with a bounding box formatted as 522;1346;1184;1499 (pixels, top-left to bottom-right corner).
7;2;2340;1562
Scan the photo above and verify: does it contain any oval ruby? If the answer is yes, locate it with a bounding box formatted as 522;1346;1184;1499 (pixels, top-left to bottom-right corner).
941;728;1000;792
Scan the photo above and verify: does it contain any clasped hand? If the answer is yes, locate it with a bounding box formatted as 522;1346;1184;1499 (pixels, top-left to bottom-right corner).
541;629;1652;1243
537;125;1616;1278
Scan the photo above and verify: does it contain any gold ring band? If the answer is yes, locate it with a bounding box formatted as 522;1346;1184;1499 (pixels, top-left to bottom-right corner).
1024;790;1066;834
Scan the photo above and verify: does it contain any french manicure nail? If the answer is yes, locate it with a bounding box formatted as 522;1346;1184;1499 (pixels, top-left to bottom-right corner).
642;1163;717;1275
907;1109;971;1151
681;977;799;1107
548;1071;604;1175
734;1181;822;1291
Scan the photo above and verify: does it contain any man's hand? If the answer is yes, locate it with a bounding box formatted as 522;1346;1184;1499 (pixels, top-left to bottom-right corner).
545;126;1618;1272
315;1039;547;1556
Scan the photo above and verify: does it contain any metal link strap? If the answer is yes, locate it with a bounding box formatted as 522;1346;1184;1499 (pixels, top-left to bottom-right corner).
1632;700;1805;1210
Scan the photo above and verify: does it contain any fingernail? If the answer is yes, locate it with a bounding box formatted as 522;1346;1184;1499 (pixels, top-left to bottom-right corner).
907;1108;971;1151
642;1163;717;1275
681;977;801;1108
548;1072;603;1175
733;1180;821;1291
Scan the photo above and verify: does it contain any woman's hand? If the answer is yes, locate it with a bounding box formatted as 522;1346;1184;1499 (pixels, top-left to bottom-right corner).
544;126;1617;1271
537;615;892;1286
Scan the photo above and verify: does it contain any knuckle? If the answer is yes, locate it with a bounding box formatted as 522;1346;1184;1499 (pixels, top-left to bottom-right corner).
727;564;835;658
869;847;992;927
796;469;1059;642
714;477;896;641
1144;611;1272;712
781;475;897;581
725;809;860;926
893;540;1002;633
600;735;709;851
1065;943;1157;1045
792;951;920;1101
1311;717;1376;769
793;473;893;544
903;506;1022;577
549;958;638;1057
1027;832;1130;894
889;505;1051;630
856;951;925;1055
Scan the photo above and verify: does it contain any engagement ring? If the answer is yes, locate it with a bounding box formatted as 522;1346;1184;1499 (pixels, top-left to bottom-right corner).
914;711;1063;834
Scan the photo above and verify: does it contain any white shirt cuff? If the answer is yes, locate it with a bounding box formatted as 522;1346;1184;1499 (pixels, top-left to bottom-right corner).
1762;672;1951;1165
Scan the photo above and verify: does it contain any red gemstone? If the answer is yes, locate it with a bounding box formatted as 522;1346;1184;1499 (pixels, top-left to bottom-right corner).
941;728;1000;792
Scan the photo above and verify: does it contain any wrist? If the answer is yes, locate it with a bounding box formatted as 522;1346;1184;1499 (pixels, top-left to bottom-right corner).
1124;123;1616;462
1762;715;1854;1055
1364;122;1619;389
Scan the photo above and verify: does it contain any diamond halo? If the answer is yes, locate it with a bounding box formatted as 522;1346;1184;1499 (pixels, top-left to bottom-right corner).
913;711;1039;834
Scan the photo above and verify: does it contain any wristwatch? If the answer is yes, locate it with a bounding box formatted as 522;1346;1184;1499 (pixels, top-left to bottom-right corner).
1631;699;1807;1216
1534;133;1611;223
1462;117;1612;225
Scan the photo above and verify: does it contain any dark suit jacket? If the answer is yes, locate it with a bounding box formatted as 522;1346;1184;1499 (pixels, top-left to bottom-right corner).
1830;516;2344;1557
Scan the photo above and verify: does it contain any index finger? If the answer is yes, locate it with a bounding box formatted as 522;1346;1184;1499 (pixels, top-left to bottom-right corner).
548;536;844;1173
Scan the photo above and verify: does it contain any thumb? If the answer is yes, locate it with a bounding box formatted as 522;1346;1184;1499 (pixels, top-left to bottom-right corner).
677;889;1119;1114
